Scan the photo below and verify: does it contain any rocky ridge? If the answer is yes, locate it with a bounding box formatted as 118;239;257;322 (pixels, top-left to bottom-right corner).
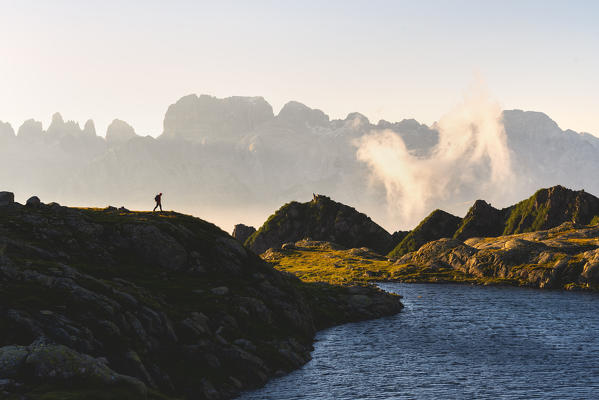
0;193;402;399
388;186;599;258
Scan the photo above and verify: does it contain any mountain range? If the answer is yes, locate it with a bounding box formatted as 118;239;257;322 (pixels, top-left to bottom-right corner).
1;94;599;233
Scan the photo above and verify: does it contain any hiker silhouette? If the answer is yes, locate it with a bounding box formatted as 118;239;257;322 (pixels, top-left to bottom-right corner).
153;193;163;212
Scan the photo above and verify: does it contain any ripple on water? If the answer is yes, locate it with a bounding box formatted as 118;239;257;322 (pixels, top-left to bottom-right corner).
238;283;599;400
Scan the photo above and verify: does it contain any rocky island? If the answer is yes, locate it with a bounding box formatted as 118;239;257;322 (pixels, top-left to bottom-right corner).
0;192;402;399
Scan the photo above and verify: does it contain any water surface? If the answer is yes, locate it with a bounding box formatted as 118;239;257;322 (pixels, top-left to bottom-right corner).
238;283;599;399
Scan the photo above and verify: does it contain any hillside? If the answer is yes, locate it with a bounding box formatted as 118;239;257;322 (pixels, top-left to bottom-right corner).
388;186;599;258
263;224;599;291
387;210;461;259
0;193;402;400
245;195;395;255
395;221;599;290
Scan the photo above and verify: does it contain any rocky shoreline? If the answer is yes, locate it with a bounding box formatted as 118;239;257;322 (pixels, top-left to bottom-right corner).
263;222;599;291
0;193;402;399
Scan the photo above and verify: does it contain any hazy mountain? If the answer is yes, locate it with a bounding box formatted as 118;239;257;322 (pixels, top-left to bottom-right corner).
1;94;598;234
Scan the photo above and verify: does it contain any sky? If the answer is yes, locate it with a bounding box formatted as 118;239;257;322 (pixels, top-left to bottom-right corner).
1;0;598;137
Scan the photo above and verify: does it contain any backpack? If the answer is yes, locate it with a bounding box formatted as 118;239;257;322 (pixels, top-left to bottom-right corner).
155;195;160;202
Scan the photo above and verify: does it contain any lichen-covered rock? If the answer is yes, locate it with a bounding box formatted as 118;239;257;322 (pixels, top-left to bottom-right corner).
0;339;147;398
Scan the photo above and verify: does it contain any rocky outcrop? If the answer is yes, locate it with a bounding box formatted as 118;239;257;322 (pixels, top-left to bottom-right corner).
232;224;256;244
0;337;146;398
388;209;462;259
0;198;402;399
246;195;395;255
25;196;41;207
453;200;506;240
396;222;599;290
0;192;14;206
389;186;599;258
502;186;599;234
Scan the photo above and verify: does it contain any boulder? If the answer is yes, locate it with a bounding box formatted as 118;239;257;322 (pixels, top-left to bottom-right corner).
0;191;14;206
25;196;41;207
0;340;147;397
211;286;229;296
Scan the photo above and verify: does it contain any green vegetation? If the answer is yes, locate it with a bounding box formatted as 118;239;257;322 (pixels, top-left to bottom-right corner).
1;204;403;399
264;240;518;287
246;196;395;255
387;209;461;259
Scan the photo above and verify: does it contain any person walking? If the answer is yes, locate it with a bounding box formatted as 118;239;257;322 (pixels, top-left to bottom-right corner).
153;193;163;212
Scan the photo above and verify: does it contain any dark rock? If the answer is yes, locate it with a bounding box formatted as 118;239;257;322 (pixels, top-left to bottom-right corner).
281;242;296;250
25;196;41;207
388;209;461;258
0;339;147;397
0;191;14;206
232;224;256;244
453;200;505;239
